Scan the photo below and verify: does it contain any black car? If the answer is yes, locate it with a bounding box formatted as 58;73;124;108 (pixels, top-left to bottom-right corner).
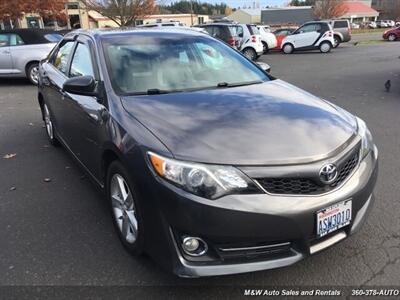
195;23;239;48
38;28;378;277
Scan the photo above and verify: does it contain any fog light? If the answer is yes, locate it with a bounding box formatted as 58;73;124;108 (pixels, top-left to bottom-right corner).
182;237;208;256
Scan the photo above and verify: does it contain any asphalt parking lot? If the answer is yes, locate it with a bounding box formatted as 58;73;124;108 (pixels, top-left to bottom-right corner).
0;42;399;290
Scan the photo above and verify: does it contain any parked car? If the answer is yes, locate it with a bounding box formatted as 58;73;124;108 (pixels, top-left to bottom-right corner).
235;24;264;60
383;26;400;41
273;28;296;49
257;25;278;53
0;29;61;84
351;23;360;29
37;28;378;277
376;20;390;28
367;21;377;29
325;19;352;48
195;23;239;49
385;20;396;27
396;22;400;27
281;21;335;54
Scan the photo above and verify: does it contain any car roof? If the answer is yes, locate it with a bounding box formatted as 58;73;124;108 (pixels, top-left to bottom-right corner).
64;27;209;40
0;28;60;44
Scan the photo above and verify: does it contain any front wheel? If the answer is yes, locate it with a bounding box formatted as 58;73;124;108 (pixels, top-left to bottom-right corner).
388;34;397;41
27;62;39;85
282;43;294;54
242;48;257;60
319;41;332;53
106;161;144;255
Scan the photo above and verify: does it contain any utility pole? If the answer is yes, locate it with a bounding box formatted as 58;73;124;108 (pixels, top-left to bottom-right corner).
190;0;194;26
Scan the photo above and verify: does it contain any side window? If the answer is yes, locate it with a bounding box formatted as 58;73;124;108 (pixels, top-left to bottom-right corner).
9;34;25;46
0;34;9;47
53;41;74;74
203;26;213;35
69;43;94;78
315;24;322;32
212;26;222;38
298;24;316;33
236;26;244;37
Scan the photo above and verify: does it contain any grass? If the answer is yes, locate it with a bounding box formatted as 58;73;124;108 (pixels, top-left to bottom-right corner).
353;40;385;45
352;28;387;34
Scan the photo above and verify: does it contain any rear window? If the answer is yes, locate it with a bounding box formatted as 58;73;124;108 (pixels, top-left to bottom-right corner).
334;21;349;28
247;25;260;35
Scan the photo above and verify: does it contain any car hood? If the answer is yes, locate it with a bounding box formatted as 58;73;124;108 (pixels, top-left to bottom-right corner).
121;80;357;165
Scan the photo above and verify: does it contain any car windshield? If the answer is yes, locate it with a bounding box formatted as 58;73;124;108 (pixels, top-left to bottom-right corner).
102;34;269;95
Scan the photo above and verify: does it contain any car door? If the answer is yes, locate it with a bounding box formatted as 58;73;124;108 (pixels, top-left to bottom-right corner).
41;39;76;140
292;23;320;48
0;34;13;74
63;35;106;178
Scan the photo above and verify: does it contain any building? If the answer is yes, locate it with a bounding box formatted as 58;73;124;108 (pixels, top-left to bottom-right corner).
227;9;261;24
261;6;314;26
139;14;210;26
372;0;400;20
340;1;379;22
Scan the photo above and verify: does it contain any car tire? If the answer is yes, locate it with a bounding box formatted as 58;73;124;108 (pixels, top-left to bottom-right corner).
26;62;39;85
262;42;269;54
333;35;341;48
319;41;332;53
42;103;59;146
242;48;257;60
282;43;294;54
388;34;397;41
106;160;144;256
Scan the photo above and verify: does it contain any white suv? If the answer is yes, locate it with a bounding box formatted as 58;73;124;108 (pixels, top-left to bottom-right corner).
257;25;278;53
281;21;334;54
235;24;264;60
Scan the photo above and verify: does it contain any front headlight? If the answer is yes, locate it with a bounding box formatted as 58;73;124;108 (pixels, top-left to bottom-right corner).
357;117;374;159
148;152;260;199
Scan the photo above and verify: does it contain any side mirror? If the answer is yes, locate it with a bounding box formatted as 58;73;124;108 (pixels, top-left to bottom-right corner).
238;33;243;38
256;61;271;73
63;75;97;96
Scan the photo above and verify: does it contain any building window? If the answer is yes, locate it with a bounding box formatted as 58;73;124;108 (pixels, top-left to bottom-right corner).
26;17;41;28
198;17;204;24
135;20;144;26
67;2;80;9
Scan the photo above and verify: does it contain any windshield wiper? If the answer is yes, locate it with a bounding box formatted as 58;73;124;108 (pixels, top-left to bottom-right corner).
216;80;263;88
146;88;170;95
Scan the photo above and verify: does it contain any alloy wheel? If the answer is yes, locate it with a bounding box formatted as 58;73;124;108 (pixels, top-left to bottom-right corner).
110;174;138;244
29;65;39;85
388;34;396;41
320;42;331;53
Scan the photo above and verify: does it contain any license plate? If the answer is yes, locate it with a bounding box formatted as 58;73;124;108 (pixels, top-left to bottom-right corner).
316;200;352;238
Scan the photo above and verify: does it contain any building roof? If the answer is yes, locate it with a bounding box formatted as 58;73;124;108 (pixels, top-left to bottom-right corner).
263;6;313;11
238;9;261;16
342;1;379;15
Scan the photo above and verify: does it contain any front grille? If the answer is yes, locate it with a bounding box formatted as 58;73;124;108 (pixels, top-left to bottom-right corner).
256;148;360;195
216;242;294;262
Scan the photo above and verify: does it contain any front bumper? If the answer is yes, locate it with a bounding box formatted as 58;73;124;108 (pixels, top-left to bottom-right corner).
142;146;378;277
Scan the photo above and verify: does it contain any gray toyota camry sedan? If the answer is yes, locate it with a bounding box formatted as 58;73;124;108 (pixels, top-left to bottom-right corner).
37;28;378;277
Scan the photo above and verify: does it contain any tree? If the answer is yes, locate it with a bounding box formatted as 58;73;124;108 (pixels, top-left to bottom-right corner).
0;0;67;24
313;0;348;19
289;0;315;6
82;0;156;27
